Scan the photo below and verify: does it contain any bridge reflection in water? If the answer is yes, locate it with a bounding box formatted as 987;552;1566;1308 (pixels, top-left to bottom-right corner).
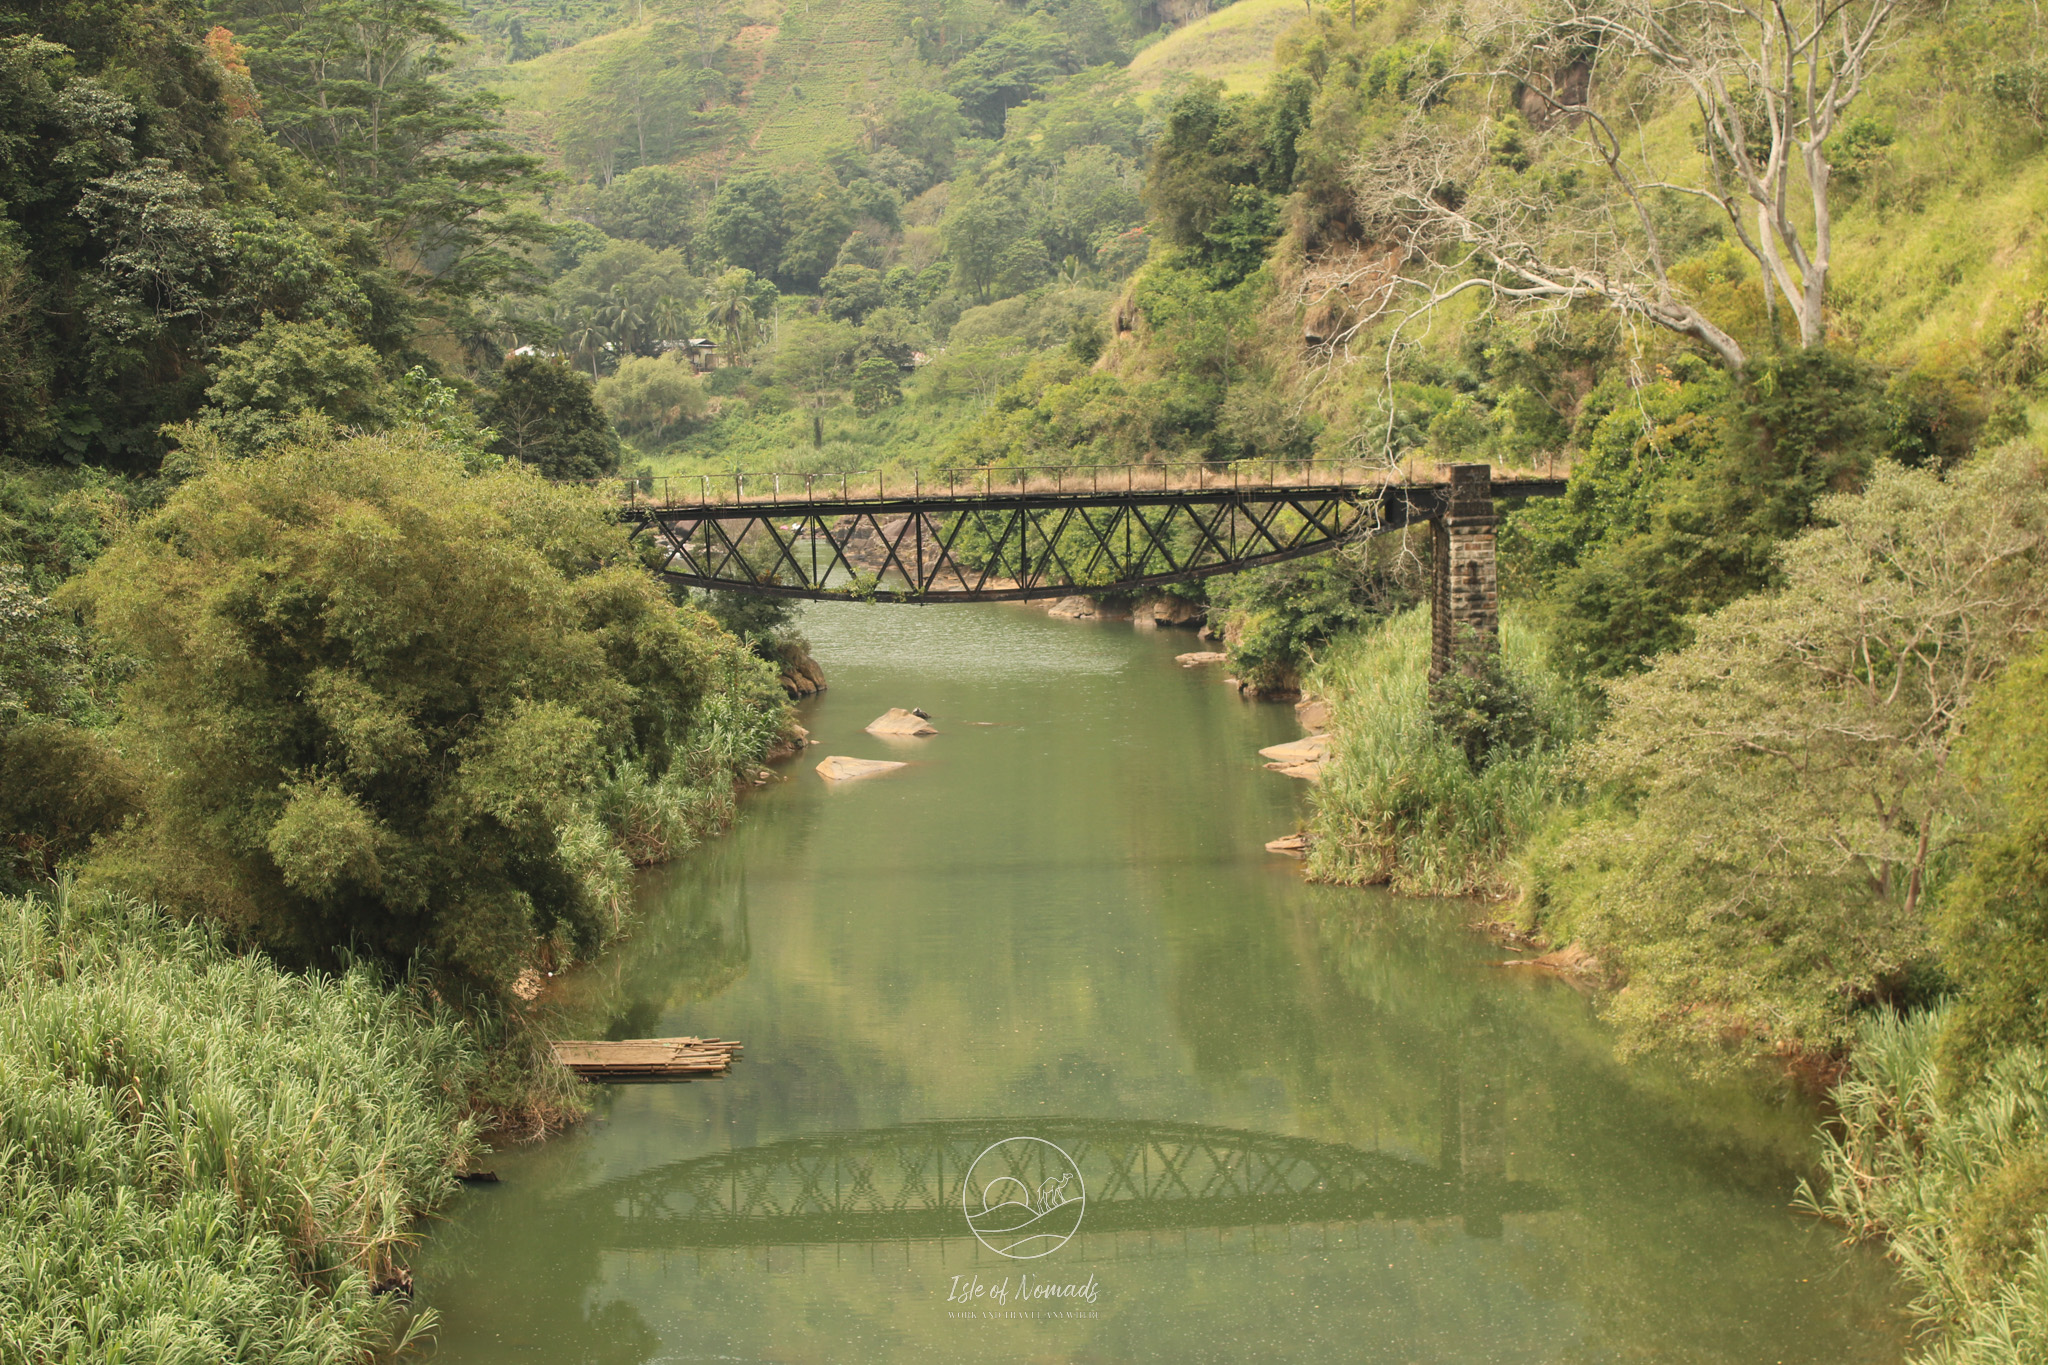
562;1117;1551;1251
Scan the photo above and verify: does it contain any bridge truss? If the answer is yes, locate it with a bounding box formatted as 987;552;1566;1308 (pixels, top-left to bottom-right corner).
561;1118;1552;1249
620;475;1567;604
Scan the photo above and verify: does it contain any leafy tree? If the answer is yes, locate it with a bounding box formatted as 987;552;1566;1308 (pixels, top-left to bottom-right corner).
1936;640;2048;1093
594;164;703;257
1041;144;1144;263
546;240;698;372
871;89;969;189
1002;68;1144;164
187;318;388;454
1207;551;1403;694
484;356;620;478
706;170;787;278
821;263;889;323
943;185;1028;302
0;27;241;462
852;354;903;415
777;171;856;290
1143;80;1281;287
944;18;1084;136
704;266;777;360
67;431;735;994
215;0;552;319
1536;445;2048;1066
1519;349;1885;677
596;355;707;440
0;564;138;891
772;317;858;446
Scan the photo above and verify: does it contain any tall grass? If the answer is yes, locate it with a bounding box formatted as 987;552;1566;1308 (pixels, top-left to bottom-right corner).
1803;1007;2048;1365
1303;608;1595;896
0;885;481;1361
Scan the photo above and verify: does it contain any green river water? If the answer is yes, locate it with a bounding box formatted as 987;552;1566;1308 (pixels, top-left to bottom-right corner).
419;602;1911;1364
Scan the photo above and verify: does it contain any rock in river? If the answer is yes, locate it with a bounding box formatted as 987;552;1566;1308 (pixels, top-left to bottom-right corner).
1259;734;1328;782
865;708;938;736
815;756;908;782
1047;596;1099;619
1258;735;1329;764
1175;651;1228;667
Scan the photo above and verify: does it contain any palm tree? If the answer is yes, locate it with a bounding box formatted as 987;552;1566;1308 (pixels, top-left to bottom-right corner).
706;282;756;362
649;293;691;348
603;284;648;357
563;307;609;379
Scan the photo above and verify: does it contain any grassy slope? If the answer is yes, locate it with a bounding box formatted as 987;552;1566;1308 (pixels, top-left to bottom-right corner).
481;0;928;171
1127;0;1300;97
1583;0;2047;390
741;0;915;165
489;0;1307;174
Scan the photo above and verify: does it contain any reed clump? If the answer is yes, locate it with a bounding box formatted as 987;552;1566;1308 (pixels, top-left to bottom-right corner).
0;885;481;1361
1803;1008;2048;1365
1303;608;1593;897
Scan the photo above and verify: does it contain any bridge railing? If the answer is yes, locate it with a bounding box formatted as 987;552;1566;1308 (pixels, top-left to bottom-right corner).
586;457;1570;510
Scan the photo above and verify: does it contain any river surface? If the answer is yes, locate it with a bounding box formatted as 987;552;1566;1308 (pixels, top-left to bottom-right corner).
419;603;1909;1364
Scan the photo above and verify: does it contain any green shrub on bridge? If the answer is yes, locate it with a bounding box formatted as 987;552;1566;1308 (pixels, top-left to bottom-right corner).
66;429;782;997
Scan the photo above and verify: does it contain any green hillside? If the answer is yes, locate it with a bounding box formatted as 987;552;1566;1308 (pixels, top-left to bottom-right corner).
1126;0;1299;96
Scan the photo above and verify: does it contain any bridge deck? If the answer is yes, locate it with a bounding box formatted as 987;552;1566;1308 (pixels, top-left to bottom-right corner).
601;461;1571;513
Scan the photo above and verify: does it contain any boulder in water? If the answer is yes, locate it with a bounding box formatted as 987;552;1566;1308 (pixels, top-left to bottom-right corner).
816;756;909;782
865;708;938;736
1258;735;1330;764
1047;596;1097;618
1175;651;1228;667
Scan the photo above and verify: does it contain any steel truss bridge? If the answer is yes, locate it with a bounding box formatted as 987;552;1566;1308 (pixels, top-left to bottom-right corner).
612;463;1568;603
555;1118;1552;1249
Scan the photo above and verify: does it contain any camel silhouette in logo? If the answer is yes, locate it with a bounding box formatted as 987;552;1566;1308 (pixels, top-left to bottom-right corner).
1033;1173;1074;1214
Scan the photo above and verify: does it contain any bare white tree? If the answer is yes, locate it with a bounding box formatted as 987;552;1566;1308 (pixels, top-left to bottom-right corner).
1334;0;1906;372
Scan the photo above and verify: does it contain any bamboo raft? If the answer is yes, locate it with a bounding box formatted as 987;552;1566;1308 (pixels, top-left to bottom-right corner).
549;1036;742;1084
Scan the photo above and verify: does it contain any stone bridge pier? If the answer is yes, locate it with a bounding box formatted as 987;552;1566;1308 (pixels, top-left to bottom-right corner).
1429;463;1501;680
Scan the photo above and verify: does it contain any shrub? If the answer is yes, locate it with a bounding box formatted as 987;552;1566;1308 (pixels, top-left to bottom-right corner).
0;886;479;1360
1533;446;2048;1067
1936;640;2048;1093
66;429;769;997
1804;1008;2048;1365
1304;608;1593;895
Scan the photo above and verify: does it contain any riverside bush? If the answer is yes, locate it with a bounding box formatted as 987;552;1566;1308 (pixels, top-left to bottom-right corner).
1805;1008;2048;1365
0;886;480;1361
1528;447;2048;1067
66;429;787;997
1303;608;1593;896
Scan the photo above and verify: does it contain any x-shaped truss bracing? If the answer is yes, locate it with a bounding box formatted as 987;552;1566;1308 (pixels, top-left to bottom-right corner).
626;486;1456;603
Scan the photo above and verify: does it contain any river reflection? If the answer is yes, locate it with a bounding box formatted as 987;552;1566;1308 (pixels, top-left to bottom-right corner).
419;603;1908;1364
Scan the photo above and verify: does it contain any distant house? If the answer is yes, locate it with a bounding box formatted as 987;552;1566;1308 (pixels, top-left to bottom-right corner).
656;337;723;372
